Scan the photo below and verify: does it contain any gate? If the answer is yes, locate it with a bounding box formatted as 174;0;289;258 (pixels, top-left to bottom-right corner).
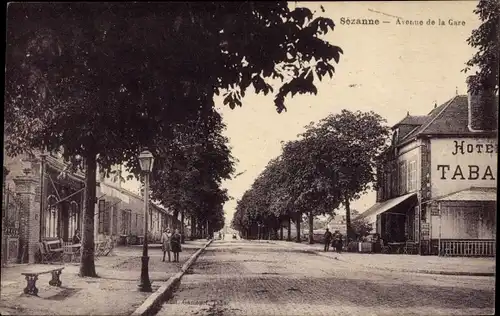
2;184;21;264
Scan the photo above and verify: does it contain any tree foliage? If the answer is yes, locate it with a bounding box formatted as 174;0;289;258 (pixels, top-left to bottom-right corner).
5;2;342;276
463;0;500;93
146;107;235;234
232;110;389;242
300;110;390;239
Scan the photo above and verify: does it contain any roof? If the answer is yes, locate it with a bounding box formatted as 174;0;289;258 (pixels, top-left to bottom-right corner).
396;95;498;147
99;181;172;215
436;187;497;202
392;115;428;129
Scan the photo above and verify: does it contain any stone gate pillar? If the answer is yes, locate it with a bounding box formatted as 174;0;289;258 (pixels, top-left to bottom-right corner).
14;169;41;263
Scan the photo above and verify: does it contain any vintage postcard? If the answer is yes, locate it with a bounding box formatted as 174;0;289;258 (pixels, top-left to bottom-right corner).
2;1;497;315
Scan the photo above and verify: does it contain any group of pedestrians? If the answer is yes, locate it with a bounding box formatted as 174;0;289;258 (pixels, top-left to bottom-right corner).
323;228;344;253
160;227;182;262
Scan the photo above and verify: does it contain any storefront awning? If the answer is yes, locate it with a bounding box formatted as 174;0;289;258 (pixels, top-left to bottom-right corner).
357;192;417;223
436;187;496;202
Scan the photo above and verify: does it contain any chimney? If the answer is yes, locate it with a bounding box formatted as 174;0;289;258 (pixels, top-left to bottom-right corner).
467;76;498;132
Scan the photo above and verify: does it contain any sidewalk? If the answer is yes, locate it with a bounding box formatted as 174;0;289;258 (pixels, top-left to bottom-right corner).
271;240;496;276
0;240;206;315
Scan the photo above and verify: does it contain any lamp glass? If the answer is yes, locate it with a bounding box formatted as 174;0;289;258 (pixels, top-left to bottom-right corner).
138;150;155;172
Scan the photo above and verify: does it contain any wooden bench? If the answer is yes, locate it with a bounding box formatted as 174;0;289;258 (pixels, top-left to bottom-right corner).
21;267;64;296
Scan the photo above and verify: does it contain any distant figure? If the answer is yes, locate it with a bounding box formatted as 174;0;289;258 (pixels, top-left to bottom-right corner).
218;232;222;240
170;228;182;262
72;229;81;244
161;228;172;262
332;230;343;253
323;228;332;252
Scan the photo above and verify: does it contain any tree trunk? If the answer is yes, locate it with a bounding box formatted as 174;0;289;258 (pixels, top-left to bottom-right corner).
308;211;314;244
280;225;283;240
191;215;196;240
295;212;301;243
198;219;203;238
287;217;291;241
180;210;185;244
345;195;352;242
173;209;179;229
79;153;97;277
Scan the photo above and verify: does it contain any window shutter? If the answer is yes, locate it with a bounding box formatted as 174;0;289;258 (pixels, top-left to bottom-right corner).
376;214;382;235
112;207;118;235
104;201;111;234
98;199;105;233
135;213;139;234
121;210;126;235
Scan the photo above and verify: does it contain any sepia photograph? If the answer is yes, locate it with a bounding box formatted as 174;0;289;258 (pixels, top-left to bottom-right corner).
2;1;497;315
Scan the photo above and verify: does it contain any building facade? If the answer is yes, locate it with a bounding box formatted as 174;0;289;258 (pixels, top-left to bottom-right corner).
358;89;497;256
95;168;179;245
2;150;178;264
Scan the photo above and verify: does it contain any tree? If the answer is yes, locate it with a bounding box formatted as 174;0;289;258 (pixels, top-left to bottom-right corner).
147;107;235;241
233;131;345;244
350;210;373;240
5;3;343;276
300;110;390;241
463;0;500;93
302;216;330;231
280;137;341;243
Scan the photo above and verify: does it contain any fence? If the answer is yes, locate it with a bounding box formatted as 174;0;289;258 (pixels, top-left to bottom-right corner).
439;239;495;257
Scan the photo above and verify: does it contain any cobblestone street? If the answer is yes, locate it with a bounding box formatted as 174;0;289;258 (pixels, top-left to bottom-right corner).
158;240;495;316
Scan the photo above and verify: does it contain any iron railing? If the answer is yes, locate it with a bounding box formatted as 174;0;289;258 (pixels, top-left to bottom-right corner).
440;239;495;257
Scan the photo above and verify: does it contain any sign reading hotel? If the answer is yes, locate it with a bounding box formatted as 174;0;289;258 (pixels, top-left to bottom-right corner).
430;138;498;197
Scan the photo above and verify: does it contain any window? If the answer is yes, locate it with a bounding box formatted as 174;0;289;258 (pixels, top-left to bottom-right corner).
121;210;130;235
150;210;153;230
392;129;399;146
399;161;407;194
391;167;398;197
98;199;106;234
112;207;118;235
384;171;391;199
407;160;417;192
103;201;111;234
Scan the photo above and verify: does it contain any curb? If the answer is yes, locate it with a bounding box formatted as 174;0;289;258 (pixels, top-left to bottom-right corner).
314;251;494;277
130;239;214;316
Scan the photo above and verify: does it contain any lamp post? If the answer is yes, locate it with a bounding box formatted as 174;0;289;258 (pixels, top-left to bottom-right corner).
138;149;154;292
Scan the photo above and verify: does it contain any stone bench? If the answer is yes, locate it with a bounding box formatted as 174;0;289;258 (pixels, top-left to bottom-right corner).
21;267;64;296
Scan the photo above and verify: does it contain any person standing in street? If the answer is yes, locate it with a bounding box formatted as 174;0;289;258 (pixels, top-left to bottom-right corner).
170;228;182;262
332;230;343;253
160;227;172;262
323;228;332;252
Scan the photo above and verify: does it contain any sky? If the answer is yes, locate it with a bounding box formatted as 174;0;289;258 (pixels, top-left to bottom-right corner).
122;1;480;225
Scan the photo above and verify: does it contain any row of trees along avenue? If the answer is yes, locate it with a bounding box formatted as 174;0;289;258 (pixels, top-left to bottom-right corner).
231;0;500;244
5;3;343;277
232;110;390;243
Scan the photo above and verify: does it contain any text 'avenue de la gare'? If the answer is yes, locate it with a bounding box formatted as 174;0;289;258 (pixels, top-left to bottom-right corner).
340;18;466;26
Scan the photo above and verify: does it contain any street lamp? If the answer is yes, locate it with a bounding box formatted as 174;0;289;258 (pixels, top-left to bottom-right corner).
138;149;154;292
